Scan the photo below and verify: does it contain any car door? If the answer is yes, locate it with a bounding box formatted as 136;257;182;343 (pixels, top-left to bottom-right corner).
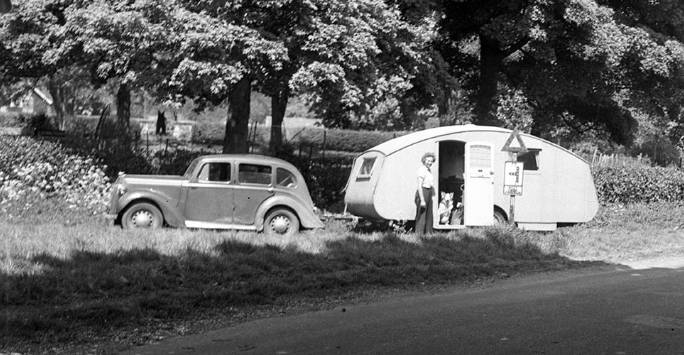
233;163;274;225
182;161;234;226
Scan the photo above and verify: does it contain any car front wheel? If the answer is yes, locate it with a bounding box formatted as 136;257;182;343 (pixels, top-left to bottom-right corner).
264;208;300;237
121;202;163;229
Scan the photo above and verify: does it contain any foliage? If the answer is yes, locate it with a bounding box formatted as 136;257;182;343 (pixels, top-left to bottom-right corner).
192;120;270;147
593;165;684;204
273;150;353;209
0;112;57;132
294;128;403;153
436;0;684;145
631;134;681;167
285;0;436;129
0;136;111;219
0;112;28;126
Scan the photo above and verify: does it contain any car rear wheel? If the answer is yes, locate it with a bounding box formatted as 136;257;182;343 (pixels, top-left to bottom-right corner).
264;208;300;236
122;202;163;229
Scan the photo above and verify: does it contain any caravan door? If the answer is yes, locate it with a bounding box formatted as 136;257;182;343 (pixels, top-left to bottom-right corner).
463;142;494;226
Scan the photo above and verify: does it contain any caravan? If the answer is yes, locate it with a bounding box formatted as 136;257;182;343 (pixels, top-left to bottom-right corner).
344;125;598;231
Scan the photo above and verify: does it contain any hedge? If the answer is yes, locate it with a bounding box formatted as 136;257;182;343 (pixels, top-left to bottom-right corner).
191;121;404;153
294;128;403;152
592;165;684;204
8;133;684;221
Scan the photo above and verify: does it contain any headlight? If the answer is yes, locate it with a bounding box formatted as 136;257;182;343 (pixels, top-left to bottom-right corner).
117;184;127;196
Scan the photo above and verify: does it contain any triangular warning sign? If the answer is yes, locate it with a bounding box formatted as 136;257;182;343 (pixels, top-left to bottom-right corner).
502;129;528;153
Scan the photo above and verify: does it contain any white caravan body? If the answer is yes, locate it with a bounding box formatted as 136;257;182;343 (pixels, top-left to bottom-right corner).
343;125;599;231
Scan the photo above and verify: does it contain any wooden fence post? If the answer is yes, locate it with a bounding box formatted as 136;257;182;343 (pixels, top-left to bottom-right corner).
321;130;327;160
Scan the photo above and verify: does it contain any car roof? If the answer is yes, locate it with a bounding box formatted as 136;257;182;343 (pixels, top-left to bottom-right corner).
197;154;298;169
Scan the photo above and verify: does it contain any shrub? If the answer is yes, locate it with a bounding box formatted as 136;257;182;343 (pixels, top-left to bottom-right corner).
275;149;353;209
0;112;27;126
593;165;684;204
293;128;403;152
0;137;111;221
153;148;203;175
632;134;681;167
192;120;269;147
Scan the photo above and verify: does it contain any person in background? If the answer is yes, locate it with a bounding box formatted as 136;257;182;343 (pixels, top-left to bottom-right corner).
415;152;436;235
156;110;167;135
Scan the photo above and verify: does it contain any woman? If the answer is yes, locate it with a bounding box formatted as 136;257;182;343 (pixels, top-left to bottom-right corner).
415;152;435;235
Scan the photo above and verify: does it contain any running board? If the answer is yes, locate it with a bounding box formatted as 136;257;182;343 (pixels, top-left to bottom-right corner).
185;220;258;231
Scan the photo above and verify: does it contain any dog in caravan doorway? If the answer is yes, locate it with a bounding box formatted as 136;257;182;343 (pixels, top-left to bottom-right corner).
438;192;454;224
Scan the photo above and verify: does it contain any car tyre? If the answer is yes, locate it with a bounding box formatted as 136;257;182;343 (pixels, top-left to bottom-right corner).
122;202;163;229
493;209;507;225
265;208;300;236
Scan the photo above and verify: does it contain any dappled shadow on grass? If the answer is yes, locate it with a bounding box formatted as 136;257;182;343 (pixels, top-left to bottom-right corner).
1;229;598;352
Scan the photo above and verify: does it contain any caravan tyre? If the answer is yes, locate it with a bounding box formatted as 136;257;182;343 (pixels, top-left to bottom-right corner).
493;209;507;225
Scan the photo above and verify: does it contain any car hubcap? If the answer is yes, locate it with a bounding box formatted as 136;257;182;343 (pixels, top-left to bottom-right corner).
270;215;290;234
132;210;154;228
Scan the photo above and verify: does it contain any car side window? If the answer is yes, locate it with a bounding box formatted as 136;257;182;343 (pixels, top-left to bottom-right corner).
198;162;231;182
238;164;272;185
276;168;297;188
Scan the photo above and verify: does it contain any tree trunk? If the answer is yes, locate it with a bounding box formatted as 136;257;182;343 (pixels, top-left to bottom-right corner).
474;35;504;126
223;77;251;154
116;82;131;130
269;85;289;154
47;76;65;131
0;0;11;13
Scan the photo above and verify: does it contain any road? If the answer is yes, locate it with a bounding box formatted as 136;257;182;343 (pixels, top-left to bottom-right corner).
127;263;684;355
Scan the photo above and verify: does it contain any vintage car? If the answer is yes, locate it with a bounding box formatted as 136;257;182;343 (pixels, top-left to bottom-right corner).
109;154;324;235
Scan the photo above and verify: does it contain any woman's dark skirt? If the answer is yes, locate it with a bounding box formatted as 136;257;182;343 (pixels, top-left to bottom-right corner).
414;187;434;235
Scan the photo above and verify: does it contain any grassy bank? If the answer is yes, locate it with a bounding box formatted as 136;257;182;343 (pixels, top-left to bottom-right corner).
552;202;684;263
4;202;684;353
1;221;586;353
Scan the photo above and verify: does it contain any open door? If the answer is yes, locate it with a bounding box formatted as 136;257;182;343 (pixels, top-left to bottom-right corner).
434;140;466;229
463;142;494;226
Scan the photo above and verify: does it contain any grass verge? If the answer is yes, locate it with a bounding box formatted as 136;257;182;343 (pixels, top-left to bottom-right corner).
544;202;684;263
1;221;590;354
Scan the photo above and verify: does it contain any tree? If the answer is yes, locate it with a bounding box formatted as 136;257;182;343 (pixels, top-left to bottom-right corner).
288;1;435;132
0;0;10;13
149;2;287;153
0;0;167;130
437;0;683;145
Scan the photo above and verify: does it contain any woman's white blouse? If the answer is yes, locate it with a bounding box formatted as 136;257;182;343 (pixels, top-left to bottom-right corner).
417;165;434;188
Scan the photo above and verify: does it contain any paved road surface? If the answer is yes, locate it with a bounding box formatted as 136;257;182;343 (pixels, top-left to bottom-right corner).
127;265;684;354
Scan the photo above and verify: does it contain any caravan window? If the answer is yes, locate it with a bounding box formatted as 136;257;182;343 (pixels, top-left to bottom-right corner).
517;149;540;171
357;157;376;179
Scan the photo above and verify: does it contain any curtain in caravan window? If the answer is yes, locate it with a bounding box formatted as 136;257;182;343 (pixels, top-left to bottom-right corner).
469;145;492;168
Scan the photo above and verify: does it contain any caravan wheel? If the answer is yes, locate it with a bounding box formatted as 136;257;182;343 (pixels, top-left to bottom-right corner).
493;209;507;225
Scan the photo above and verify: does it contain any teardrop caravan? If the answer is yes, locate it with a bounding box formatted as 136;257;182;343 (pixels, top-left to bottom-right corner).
343;125;599;231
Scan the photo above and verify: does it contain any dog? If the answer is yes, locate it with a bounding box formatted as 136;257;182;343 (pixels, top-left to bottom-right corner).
438;192;454;224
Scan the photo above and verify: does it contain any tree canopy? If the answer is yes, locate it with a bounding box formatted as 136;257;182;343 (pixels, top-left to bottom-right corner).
0;0;682;152
436;0;683;145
